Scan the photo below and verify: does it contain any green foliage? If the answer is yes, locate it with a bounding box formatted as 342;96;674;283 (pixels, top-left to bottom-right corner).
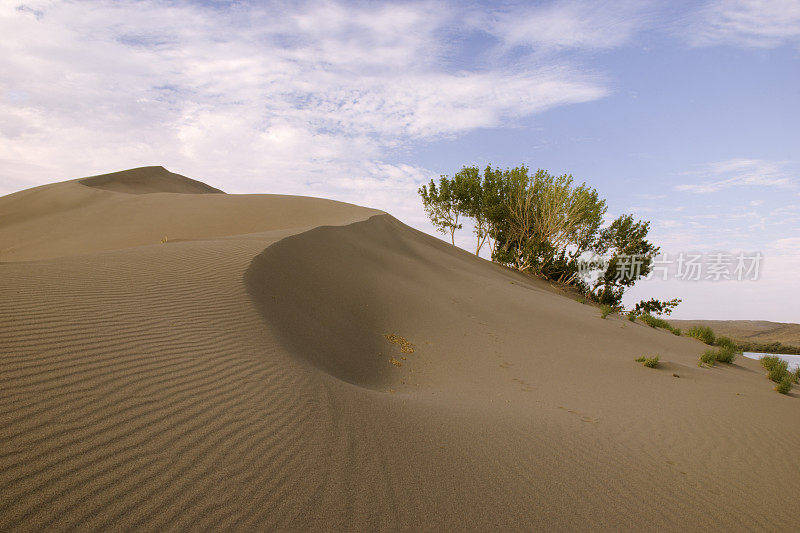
635;355;659;368
768;362;790;383
452;166;496;255
736;340;800;355
633;298;682;317
758;355;795;394
495;168;607;280
420;164;668;308
627;311;637;322
775;375;793;394
640;313;666;328
760;355;785;372
591;214;660;306
418;175;468;245
687;325;715;345
643;356;660;368
638;313;681;335
600;305;613;319
715;336;735;349
714;345;738;364
672;328;681;336
698;349;717;367
698;346;740;366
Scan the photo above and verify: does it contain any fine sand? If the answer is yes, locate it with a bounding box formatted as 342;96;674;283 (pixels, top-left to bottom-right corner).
1;167;798;531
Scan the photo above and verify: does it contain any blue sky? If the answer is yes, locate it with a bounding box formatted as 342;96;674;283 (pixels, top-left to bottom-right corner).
1;0;799;321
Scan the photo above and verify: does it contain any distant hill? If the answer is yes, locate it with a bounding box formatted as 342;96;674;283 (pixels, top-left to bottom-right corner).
669;319;800;348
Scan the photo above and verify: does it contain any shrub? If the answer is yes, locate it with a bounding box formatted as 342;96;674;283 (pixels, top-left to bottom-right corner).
715;336;735;349
672;328;681;336
698;346;740;366
698;349;717;367
600;305;613;319
687;326;715;345
757;355;797;394
760;355;784;372
639;313;661;328
643;356;660;368
635;355;659;368
627;311;637;322
775;375;793;394
638;314;681;335
714;345;738;364
768;363;789;383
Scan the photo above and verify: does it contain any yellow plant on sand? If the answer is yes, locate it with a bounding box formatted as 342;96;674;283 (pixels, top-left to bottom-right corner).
384;333;414;353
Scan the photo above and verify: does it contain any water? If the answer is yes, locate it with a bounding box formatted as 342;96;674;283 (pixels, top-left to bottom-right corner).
743;352;800;371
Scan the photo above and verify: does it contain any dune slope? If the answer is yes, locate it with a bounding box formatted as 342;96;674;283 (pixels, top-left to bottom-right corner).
0;166;380;262
1;168;798;531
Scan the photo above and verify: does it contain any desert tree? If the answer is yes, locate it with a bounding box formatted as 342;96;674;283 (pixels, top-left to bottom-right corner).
418;176;466;245
418;163;670;310
452;166;489;255
591;214;659;306
494;168;606;278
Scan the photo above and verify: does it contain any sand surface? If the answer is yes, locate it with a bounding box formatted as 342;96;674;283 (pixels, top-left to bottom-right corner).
1;167;798;531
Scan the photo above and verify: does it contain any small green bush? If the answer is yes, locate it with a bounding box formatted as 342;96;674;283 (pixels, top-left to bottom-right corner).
714;345;738;364
698;346;740;366
635;355;660;368
715;336;736;349
687;325;715;345
672;328;681;336
698;349;717;367
640;313;662;328
643;356;660;368
775;375;793;394
600;305;613;319
768;363;789;383
793;366;800;384
627;311;637;322
760;355;784;372
638;314;681;335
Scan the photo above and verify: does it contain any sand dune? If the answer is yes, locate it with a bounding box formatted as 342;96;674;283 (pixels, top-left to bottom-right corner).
1;167;798;530
79;166;225;195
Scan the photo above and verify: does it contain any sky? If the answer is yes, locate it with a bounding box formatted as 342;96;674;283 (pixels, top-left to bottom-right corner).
1;0;799;322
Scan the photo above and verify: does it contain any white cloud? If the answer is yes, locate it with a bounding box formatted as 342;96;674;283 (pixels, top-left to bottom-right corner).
771;236;800;253
0;0;611;228
687;0;800;48
676;159;795;193
487;0;649;51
